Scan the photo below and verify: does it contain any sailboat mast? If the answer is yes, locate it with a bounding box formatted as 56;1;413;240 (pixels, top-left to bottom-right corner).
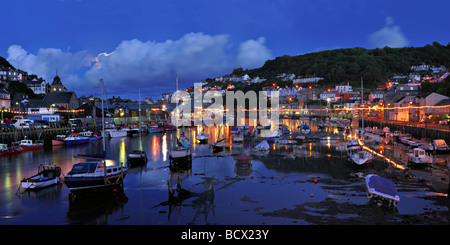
361;76;364;136
100;78;106;152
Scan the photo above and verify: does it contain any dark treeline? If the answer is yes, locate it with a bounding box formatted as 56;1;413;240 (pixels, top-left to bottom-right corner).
232;42;450;90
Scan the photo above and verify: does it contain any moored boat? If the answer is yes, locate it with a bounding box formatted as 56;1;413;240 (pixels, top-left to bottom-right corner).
351;150;373;166
19;137;44;151
63;161;127;191
407;147;432;165
127;150;148;166
433;139;450;153
300;124;310;134
20;165;62;190
0;143;22;156
64;133;90;145
211;136;226;151
52;135;66;146
365;174;400;209
197;131;209;144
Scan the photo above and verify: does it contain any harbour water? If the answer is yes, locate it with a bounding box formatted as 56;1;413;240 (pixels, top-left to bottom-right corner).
1;119;449;225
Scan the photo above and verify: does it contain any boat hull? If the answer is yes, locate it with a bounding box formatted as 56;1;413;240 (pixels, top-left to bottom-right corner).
20;145;43;151
110;131;127;138
52;140;65;146
64;172;127;191
64;139;90;145
169;147;191;159
21;177;60;190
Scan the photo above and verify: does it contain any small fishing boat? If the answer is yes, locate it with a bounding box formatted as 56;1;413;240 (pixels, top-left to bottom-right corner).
433;139;450;153
399;134;412;144
63;161;127;191
351;150;373;166
20;165;62;190
127;150;148;166
197;131;209;144
254;140;270;151
19;137;44;151
80;131;103;141
407;147;432;165
232;132;244;143
148;125;163;133
420;138;434;151
0;143;22;156
211;136;226;151
346;139;361;153
64;133;90;145
52;135;66;146
169;141;191;160
365;174;400;208
300;124;310;134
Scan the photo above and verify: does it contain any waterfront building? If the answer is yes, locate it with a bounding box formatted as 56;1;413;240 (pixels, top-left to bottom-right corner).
0;89;10;109
23;78;49;95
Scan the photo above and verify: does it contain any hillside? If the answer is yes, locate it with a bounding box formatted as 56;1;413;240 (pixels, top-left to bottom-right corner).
0;56;14;69
233;42;450;89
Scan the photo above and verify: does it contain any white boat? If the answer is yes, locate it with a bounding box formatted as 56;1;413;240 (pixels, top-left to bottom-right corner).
232;133;244;143
109;129;128;138
197;131;209;143
351;150;373;166
408;139;419;147
420;138;434;151
399;134;411;144
271;130;281;138
407;148;432;165
63;161;127;191
169;143;191;160
433;139;450;152
254;140;270;151
20;165;62;190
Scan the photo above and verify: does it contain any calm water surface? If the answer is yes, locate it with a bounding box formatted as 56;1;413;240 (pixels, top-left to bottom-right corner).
0;119;449;225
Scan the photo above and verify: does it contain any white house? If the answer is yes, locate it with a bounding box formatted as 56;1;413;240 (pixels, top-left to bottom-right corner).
335;83;353;93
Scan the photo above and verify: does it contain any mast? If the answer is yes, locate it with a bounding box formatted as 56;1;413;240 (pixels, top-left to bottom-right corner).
361;76;364;138
100;78;106;153
139;89;142;151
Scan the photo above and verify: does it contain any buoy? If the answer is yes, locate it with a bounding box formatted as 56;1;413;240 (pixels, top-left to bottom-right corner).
314;179;318;183
310;194;314;197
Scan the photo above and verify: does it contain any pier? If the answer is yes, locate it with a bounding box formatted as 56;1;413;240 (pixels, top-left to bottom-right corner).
360;119;450;140
0;125;102;146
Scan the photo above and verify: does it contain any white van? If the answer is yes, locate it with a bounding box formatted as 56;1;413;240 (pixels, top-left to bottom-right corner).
14;119;34;129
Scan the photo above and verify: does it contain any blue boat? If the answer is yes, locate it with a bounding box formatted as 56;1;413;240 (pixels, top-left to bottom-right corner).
64;133;90;145
365;174;400;208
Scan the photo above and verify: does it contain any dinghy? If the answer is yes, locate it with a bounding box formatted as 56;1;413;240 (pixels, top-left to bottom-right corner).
21;165;62;190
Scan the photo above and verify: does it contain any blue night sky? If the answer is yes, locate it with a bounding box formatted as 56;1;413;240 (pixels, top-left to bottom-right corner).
1;0;450;100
